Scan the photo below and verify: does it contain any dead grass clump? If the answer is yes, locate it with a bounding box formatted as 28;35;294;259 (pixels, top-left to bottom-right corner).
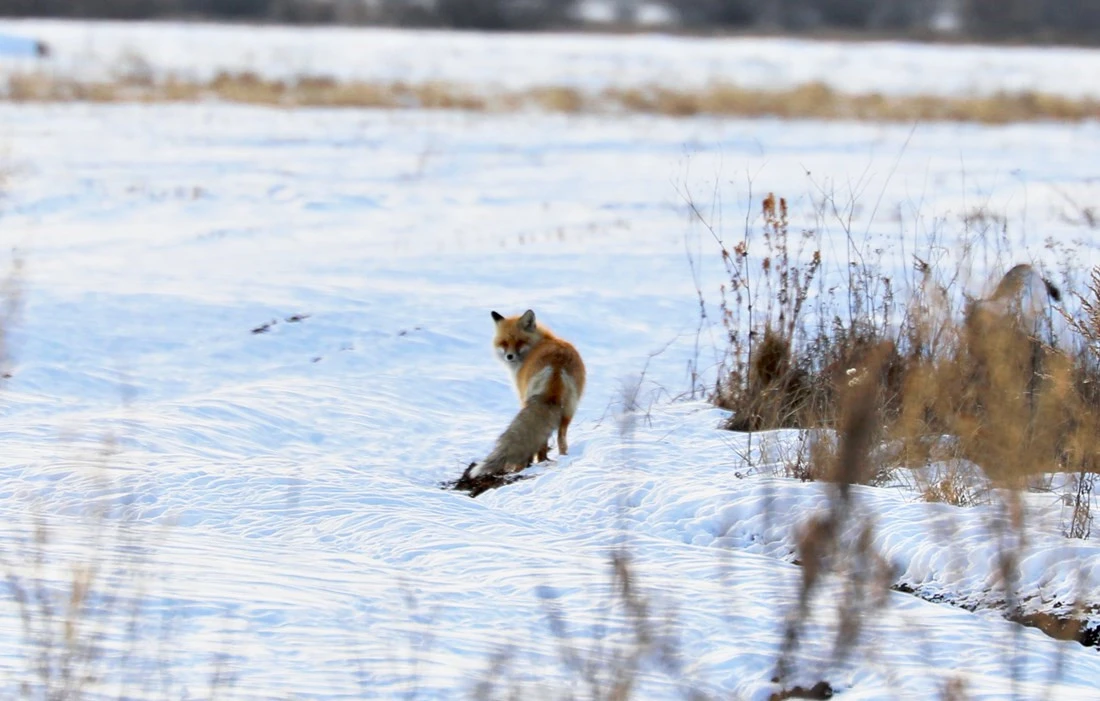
293;75;398;108
771;81;838;119
648;87;703;117
414;80;487;111
158;76;203;102
210;70;287;104
602;86;657;114
529;86;585;113
70;82;123;103
723;327;807;431
702;190;1100;509
7;73;54;101
4;73;117;102
917;466;984;506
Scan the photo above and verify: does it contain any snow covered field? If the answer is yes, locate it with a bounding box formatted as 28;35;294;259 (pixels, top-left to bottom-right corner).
1;101;1100;698
5;19;1100;99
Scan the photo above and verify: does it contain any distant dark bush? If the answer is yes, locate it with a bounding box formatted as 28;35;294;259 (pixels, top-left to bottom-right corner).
961;0;1044;40
434;0;576;30
663;0;762;28
183;0;274;18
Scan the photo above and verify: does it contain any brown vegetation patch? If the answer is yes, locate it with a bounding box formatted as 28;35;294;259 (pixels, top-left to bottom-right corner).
705;190;1100;510
892;583;1100;649
4;71;1100;123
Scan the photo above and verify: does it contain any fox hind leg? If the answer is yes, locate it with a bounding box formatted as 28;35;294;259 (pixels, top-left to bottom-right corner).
537;444;549;463
557;414;572;455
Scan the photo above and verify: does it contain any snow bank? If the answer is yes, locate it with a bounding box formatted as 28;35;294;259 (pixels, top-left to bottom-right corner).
0;103;1098;697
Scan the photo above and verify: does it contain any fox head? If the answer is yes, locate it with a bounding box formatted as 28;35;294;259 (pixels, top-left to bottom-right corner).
491;309;541;371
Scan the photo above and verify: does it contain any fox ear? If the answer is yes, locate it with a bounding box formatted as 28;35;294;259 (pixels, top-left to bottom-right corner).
520;309;536;331
491;311;504;324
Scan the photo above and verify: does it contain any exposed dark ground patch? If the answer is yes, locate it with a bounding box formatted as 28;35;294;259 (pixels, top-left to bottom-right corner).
443;462;535;497
769;680;834;700
251;313;311;334
1010;610;1100;648
893;583;1100;649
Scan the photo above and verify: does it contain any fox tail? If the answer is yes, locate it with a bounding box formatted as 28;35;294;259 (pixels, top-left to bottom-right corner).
471;398;561;478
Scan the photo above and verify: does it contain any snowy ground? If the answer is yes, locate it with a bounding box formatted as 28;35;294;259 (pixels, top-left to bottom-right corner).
1;102;1100;698
5;19;1100;99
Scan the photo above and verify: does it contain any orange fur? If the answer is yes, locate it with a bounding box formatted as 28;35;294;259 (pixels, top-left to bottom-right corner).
473;309;586;477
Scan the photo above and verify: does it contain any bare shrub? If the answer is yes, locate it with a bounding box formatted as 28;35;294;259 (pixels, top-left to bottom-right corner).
706;194;824;432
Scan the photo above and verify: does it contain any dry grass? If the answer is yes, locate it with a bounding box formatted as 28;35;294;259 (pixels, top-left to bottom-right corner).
605;81;1100;123
694;191;1100;683
0;256;217;697
700;190;1100;526
4;71;1100;123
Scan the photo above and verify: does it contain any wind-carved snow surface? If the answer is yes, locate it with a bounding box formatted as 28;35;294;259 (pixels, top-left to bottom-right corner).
1;103;1100;698
6;19;1100;99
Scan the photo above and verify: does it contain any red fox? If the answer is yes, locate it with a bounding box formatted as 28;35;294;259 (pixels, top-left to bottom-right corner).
470;309;586;478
